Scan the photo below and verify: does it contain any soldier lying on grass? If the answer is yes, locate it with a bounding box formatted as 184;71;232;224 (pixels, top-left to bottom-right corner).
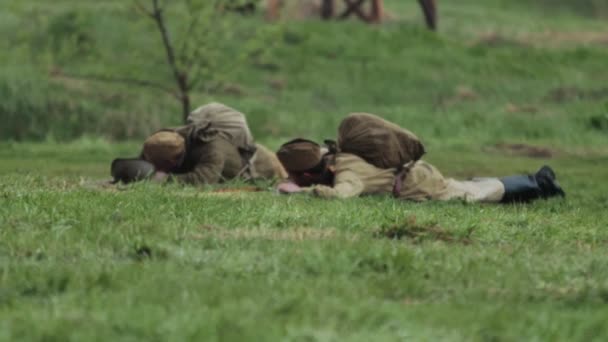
275;113;565;203
111;103;286;185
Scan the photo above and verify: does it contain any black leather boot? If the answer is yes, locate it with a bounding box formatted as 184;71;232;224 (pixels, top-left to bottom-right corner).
535;165;565;199
500;165;565;203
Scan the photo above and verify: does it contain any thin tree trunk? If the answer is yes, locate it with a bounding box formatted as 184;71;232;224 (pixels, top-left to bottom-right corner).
321;0;334;19
149;0;191;122
181;91;190;123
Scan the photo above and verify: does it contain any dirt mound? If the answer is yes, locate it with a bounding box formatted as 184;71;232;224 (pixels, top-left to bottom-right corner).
472;31;608;49
505;103;539;114
545;86;608;103
472;32;530;49
374;216;473;245
486;143;555;159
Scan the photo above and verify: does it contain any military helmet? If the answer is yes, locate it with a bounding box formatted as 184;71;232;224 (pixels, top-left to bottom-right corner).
111;158;155;183
276;138;323;173
142;131;186;170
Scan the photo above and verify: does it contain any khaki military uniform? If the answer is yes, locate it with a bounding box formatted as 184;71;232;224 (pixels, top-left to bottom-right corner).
144;124;285;185
187;102;255;154
137;102;286;185
250;143;288;180
310;153;505;203
170;128;245;184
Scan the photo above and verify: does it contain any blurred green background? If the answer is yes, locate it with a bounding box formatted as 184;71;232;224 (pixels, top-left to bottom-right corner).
1;0;606;151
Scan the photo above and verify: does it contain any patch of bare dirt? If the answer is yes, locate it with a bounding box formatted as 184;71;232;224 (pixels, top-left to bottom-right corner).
505;103;539;114
169;187;266;198
472;30;608;49
486;143;556;159
439;85;479;107
544;86;608;103
79;182;128;192
527;31;608;47
191;226;344;241
212;186;263;193
374;216;473;245
472;32;530;49
83;183;266;195
220;83;247;96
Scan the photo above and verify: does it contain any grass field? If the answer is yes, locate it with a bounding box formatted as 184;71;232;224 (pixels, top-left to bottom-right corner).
1;0;608;340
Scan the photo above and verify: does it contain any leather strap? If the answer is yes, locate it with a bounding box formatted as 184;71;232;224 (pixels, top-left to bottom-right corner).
392;170;405;197
392;161;416;197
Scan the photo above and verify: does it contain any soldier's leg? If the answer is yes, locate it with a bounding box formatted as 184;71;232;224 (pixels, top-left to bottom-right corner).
397;162;564;203
499;165;565;203
442;178;505;203
249;143;288;180
444;165;565;203
396;160;500;202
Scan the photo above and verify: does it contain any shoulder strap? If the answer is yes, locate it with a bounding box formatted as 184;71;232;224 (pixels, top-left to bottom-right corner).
324;139;339;154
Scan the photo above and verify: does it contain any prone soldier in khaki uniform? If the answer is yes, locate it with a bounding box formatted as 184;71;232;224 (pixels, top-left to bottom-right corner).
141;127;285;184
275;114;564;203
111;103;286;185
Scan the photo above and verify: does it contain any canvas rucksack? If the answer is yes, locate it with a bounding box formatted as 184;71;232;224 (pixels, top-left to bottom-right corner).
187;102;256;153
337;113;425;170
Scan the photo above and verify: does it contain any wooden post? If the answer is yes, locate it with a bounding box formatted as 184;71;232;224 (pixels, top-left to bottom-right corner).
340;0;368;21
321;0;334;19
418;0;437;30
370;0;383;23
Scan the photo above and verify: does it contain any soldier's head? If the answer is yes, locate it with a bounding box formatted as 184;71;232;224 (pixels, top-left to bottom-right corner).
142;131;186;172
276;138;333;186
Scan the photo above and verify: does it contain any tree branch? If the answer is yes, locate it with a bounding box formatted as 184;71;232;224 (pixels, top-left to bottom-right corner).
134;0;154;17
58;72;181;100
147;0;191;121
150;0;182;86
177;18;201;60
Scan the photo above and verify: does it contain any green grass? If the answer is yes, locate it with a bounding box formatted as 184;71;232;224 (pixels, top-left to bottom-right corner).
2;142;608;341
2;0;608;340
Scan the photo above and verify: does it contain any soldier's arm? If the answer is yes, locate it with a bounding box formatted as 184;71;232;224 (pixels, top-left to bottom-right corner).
173;144;225;185
311;170;364;199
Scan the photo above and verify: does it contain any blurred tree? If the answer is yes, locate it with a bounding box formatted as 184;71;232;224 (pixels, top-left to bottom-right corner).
134;0;280;122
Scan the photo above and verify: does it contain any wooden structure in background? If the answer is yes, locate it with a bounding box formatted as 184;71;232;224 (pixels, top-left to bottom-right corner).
266;0;437;30
323;0;384;23
418;0;437;30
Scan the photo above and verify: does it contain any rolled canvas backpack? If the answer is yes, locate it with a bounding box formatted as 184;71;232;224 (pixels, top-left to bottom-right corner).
187;102;256;155
337;113;425;170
